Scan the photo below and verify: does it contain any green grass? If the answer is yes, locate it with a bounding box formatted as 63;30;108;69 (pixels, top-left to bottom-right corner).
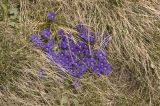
0;0;160;106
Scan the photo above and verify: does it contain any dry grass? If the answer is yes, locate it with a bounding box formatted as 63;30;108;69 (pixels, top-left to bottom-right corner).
0;0;160;106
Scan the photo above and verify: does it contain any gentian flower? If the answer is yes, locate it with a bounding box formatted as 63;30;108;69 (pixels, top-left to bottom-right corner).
70;53;77;61
41;28;51;39
58;40;68;49
89;32;96;43
47;12;56;21
89;31;95;37
67;63;78;76
31;34;40;42
98;59;108;67
70;44;81;55
69;43;76;54
47;51;57;61
71;68;85;77
57;50;69;58
74;42;89;56
78;33;88;41
92;64;101;74
66;61;87;77
80;43;91;56
64;55;72;65
43;39;54;52
33;39;44;48
67;33;73;38
97;60;111;74
55;57;66;65
80;56;89;63
94;49;106;60
83;47;91;56
88;58;97;68
55;50;70;65
76;23;89;34
61;35;67;41
31;34;44;48
76;62;87;76
76;41;87;50
101;63;111;74
69;41;75;48
58;28;65;38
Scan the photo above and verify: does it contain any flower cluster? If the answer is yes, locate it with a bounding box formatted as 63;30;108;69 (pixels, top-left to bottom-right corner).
31;12;111;78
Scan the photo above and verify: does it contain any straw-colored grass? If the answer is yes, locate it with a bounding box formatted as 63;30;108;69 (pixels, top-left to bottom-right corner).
0;0;160;105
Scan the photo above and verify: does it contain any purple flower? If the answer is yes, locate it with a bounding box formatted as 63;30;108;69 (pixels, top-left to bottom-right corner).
64;56;72;64
43;39;54;52
83;47;91;57
57;51;73;64
78;33;88;41
33;39;44;48
55;57;66;65
77;42;91;56
58;40;68;49
47;51;57;61
80;56;88;63
89;32;96;43
55;51;70;65
101;63;111;74
31;34;44;48
72;41;89;56
57;50;69;57
94;49;106;60
67;33;73;38
70;44;81;55
97;59;108;67
76;41;87;50
41;28;51;39
75;61;87;77
47;12;56;21
92;64;101;74
58;28;65;37
76;23;89;34
66;61;87;77
89;36;96;43
76;23;98;43
97;60;111;74
88;58;97;68
67;64;77;76
70;53;77;62
76;61;87;72
77;68;87;77
31;34;40;42
68;39;75;47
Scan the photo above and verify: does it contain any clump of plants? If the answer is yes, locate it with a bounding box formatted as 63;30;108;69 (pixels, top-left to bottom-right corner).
31;12;111;80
